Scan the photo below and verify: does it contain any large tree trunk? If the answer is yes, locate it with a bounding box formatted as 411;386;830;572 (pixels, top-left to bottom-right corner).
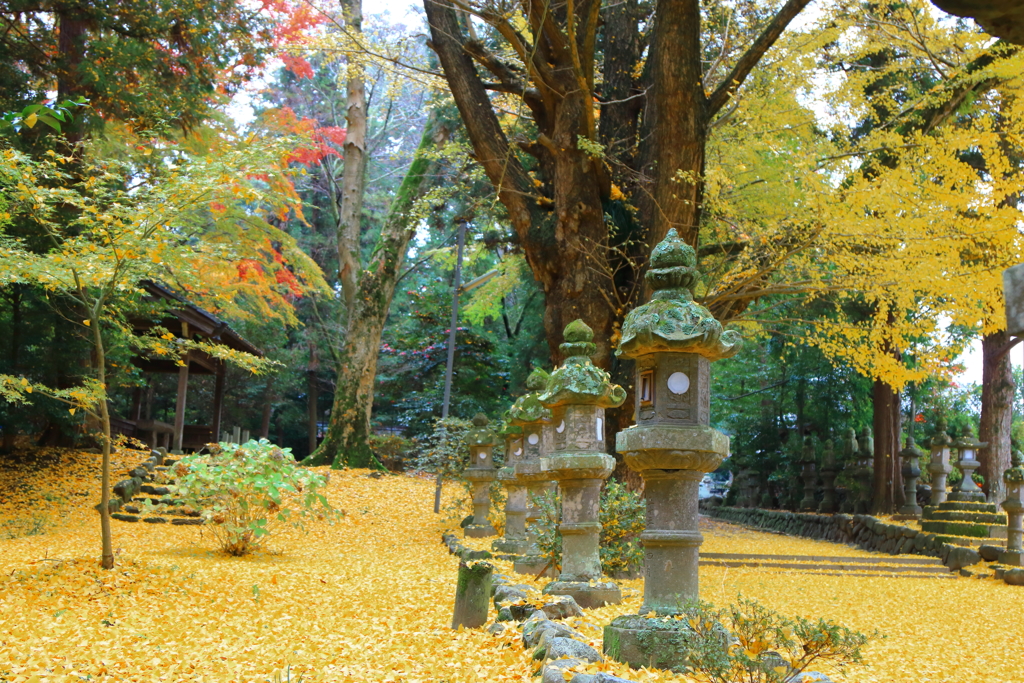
336;0;367;311
980;330;1016;503
871;379;901;515
308;113;450;468
425;0;811;374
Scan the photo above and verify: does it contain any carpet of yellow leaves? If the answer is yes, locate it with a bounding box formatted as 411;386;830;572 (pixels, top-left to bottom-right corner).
1;450;1023;683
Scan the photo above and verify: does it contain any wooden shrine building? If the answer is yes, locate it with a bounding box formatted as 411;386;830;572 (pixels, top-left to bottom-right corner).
110;281;263;452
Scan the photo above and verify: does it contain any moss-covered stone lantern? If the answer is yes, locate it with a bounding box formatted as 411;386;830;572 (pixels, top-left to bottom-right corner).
818;439;838;514
605;229;740;669
950;426;986;503
509;367;557;575
852;427;874;514
463;413;498;538
928;418;953;505
799;435;818;512
999;449;1024;566
839;428;859;513
537;320;626;608
896;436;924;519
493;418;529;556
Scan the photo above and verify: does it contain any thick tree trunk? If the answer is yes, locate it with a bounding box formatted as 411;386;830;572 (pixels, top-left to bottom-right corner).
636;0;707;249
871;379;901;515
980;330;1015;503
336;0;367;311
308;113;450;468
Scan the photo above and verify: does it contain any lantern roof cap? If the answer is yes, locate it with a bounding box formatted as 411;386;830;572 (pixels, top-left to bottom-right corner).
466;413;498;446
539;320;626;408
901;435;925;459
508;367;553;425
616;229;741;361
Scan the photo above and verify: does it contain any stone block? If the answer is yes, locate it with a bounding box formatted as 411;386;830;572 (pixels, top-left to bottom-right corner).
541;659;583;683
979;544;1003;562
543;580;620;609
604;615;702;672
464;525;497;539
1003;568;1024;586
538;637;602;664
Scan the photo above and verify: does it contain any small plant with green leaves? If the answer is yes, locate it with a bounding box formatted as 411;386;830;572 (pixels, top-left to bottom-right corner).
532;482;646;574
159;439;337;556
682;598;872;683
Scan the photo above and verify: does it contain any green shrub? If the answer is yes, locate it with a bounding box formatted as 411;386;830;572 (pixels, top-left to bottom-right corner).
158;439;337;556
682;597;872;683
531;480;646;574
599;480;645;572
411;417;473;479
369;433;412;468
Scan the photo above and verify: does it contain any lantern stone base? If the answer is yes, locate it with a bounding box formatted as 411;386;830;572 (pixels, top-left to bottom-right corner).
491;537;532;555
513;555;556;577
603;614;698;672
464;524;497;538
949;491;987;503
543;580;621;609
999;550;1024;566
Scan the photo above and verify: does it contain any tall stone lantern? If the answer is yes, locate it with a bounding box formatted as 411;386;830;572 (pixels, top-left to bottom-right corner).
509;368;557;575
896;436;924;518
928;418;953;505
852;427;874;514
537;319;626;608
493;419;530;556
950;426;987;503
799;435;818;512
839;428;859;513
999;449;1024;567
463;413;498;538
605;229;741;669
818;439;838;514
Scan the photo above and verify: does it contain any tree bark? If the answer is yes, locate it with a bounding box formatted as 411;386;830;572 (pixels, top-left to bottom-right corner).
871;378;901;515
307;112;450;468
980;330;1015;503
336;0;367;311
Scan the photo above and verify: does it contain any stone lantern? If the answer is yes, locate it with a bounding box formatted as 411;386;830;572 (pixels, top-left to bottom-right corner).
537;319;626;608
605;229;741;668
839;428;858;513
463;413;498;538
928;418;953;505
799;435;817;512
509;367;557;575
493;419;530;556
999;449;1024;566
896;436;924;518
852;427;874;514
950;426;987;503
818;439;838;514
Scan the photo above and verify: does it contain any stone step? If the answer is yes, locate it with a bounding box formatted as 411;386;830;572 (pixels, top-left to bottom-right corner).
924;510;1006;524
111;512;203;525
925;501;999;514
932;534;989;548
701;552;944;566
921;520;1006;539
699;557;952;579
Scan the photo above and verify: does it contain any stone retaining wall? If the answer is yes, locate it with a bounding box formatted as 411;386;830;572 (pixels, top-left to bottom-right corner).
700;503;984;572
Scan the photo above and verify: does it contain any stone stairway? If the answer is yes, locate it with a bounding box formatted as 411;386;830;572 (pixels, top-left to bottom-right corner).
920;501;1007;546
107;450;203;526
700;552;954;579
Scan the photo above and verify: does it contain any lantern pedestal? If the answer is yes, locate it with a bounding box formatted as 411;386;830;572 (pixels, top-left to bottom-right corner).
492;469;531;555
1000;466;1024;566
511;463;557;575
605;425;728;669
464;467;497;538
540;452;621;608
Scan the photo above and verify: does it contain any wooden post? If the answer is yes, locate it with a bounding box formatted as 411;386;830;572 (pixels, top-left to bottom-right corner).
130;387;142;421
451;561;492;630
172;322;190;454
211;359;225;443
